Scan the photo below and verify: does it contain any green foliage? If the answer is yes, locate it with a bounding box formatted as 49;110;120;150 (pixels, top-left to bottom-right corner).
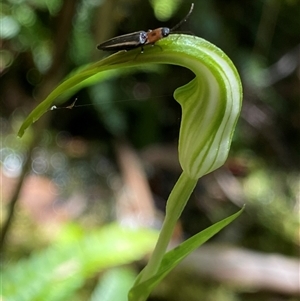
150;0;182;21
243;169;300;246
128;207;244;300
90;267;137;301
1;224;158;301
1;0;63;72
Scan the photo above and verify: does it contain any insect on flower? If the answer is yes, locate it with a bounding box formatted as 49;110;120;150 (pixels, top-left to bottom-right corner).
97;3;194;52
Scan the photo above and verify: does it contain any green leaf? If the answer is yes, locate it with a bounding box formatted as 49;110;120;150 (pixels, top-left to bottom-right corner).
1;224;158;301
128;206;244;300
90;267;137;301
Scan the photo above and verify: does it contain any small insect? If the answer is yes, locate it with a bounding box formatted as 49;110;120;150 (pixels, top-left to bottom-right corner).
50;98;78;111
97;3;194;52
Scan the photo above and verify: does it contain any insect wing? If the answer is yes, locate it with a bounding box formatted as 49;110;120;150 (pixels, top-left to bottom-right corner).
97;31;147;51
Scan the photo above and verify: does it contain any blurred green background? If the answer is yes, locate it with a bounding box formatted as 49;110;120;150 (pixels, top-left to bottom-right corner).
1;0;299;300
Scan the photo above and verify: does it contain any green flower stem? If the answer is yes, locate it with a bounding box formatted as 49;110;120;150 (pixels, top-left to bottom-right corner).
137;172;197;285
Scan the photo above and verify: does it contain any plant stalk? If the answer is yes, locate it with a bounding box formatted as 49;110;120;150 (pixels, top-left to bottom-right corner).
135;172;197;299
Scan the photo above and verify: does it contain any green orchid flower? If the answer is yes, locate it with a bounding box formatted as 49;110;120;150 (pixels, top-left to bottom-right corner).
18;34;243;301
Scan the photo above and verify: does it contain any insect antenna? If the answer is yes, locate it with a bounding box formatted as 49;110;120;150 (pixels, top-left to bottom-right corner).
170;3;194;32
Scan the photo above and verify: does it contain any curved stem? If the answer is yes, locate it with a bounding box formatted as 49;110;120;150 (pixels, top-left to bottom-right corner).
137;172;197;285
